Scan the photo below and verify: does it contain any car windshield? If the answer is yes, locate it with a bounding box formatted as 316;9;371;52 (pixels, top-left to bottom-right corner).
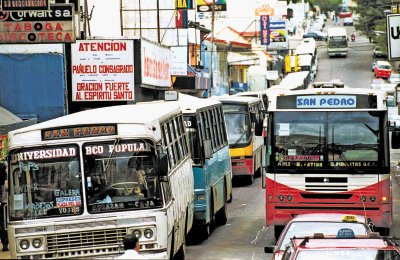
279;222;368;250
9;145;83;220
378;65;391;70
295;249;400;260
83;139;163;213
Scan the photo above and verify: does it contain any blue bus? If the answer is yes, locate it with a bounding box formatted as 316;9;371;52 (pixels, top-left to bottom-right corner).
178;94;232;239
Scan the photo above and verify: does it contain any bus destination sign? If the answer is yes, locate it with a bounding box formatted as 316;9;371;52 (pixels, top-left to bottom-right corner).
277;95;377;109
297;95;356;109
42;125;117;140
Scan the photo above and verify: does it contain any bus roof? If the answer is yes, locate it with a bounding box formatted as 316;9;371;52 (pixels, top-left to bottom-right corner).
327;27;347;37
177;93;222;114
9;102;182;146
214;95;261;105
295;44;315;56
279;71;310;89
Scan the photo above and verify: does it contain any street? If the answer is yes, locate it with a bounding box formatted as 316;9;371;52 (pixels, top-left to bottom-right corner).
186;25;400;260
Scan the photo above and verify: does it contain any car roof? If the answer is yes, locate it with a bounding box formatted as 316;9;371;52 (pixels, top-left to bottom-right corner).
376;60;391;66
290;213;366;223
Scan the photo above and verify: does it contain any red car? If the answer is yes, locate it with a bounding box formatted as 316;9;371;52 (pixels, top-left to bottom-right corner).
374;60;392;79
280;233;400;260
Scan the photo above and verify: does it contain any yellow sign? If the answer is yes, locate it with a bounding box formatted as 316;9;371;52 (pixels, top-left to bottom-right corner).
342;215;357;222
392;5;399;14
255;4;274;16
284;55;291;73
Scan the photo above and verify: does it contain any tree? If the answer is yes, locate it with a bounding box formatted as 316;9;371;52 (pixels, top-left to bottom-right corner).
353;0;387;41
310;0;342;13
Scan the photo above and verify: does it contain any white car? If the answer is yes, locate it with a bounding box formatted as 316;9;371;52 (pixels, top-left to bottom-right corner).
389;73;400;84
264;213;372;260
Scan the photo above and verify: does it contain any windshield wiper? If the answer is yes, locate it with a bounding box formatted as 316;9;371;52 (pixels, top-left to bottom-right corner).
233;126;247;145
104;137;121;173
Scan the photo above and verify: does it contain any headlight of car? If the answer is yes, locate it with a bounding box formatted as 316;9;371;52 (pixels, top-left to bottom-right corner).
20;240;30;250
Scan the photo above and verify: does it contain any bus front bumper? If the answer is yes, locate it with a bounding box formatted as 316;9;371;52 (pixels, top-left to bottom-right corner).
266;202;391;228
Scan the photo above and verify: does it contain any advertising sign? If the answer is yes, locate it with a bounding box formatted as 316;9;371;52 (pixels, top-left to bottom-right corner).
0;4;75;43
71;40;135;102
387;14;400;61
141;39;171;88
267;18;287;49
1;0;50;11
197;0;226;12
171;46;187;76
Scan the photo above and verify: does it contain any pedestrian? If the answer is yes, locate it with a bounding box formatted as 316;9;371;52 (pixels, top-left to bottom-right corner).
0;163;8;252
115;234;143;259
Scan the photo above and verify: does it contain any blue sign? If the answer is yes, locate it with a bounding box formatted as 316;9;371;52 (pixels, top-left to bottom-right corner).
297;95;357;108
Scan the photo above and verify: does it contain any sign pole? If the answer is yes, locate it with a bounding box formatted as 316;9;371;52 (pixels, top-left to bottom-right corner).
209;0;215;97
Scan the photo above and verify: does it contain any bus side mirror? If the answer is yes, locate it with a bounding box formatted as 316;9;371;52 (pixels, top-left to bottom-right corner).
203;139;213;159
250;112;257;123
392;131;400;149
159;153;169;176
255;121;263;136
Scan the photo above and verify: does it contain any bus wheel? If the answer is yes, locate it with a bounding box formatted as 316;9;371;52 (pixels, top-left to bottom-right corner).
248;174;254;185
376;227;390;236
215;187;228;226
274;225;284;241
198;224;211;240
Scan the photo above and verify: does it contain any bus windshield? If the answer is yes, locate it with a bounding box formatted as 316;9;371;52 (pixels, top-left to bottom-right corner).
328;38;347;48
224;113;251;146
9;145;83;220
83;139;163;213
273;111;384;169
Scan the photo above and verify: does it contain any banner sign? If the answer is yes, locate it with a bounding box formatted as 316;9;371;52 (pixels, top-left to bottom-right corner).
0;4;74;43
296;95;356;109
175;9;188;28
260;15;269;45
1;0;50;11
141;39;171;88
71;39;135;102
196;0;226;12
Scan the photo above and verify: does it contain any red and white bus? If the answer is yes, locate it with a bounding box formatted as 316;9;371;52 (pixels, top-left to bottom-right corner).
264;87;397;239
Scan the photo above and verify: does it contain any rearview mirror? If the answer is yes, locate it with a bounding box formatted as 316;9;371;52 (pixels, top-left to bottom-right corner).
392;131;400;149
255;121;263;136
158;153;169;176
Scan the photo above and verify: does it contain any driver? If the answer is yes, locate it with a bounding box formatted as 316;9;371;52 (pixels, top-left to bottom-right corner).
128;158;147;196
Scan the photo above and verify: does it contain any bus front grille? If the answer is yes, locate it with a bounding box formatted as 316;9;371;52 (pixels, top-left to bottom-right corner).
47;228;127;251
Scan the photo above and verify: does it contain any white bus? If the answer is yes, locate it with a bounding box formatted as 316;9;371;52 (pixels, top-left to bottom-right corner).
7;102;194;259
327;27;348;57
279;71;312;90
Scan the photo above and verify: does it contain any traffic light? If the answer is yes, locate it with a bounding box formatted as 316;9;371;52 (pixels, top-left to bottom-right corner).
285;55;291;73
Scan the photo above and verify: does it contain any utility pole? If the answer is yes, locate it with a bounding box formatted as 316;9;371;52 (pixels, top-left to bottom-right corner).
157;0;161;43
209;0;216;97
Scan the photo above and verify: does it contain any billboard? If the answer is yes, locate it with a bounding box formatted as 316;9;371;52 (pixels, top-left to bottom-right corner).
387;14;400;60
1;0;50;11
0;4;75;43
71;39;135;102
197;0;226;12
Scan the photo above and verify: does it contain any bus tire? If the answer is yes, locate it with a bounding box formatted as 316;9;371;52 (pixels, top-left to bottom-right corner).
377;227;390;236
174;236;186;260
274;225;284;241
215;186;228;226
170;229;175;260
215;203;227;226
198;224;211;240
248;174;254;185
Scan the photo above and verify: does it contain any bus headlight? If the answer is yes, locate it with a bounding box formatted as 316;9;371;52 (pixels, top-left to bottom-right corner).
361;196;367;202
278;195;284;201
20;240;30;250
287;195;293;201
370;196;376;202
32;238;42;249
132;230;141;238
144;229;153;239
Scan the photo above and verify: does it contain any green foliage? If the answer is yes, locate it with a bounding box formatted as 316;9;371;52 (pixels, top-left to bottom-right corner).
353;0;387;40
310;0;342;13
